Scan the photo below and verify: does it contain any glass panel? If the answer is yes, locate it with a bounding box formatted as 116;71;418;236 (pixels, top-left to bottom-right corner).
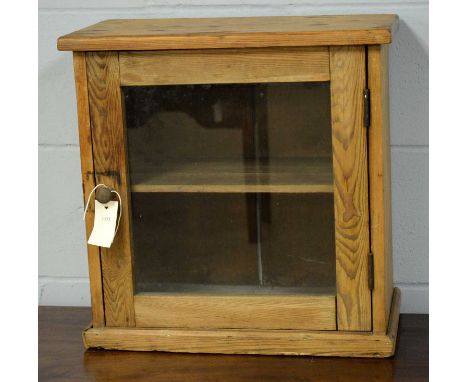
123;82;336;295
260;193;336;292
132;193;258;293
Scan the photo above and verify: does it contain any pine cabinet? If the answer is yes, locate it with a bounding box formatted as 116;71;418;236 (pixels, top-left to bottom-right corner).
58;14;400;357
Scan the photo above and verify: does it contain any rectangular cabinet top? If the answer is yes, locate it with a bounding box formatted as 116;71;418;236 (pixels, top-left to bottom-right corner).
57;14;398;51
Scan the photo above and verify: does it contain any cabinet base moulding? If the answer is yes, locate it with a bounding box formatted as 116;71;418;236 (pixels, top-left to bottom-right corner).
82;288;400;357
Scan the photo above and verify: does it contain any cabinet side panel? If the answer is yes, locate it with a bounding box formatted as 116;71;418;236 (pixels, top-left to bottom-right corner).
368;45;393;333
86;51;135;327
330;46;372;331
73;52;105;327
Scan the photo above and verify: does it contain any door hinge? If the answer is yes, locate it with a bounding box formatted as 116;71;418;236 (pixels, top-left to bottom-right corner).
368;252;374;290
364;88;371;128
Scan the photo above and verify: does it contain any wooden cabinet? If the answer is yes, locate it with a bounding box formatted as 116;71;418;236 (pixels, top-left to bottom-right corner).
58;14;400;357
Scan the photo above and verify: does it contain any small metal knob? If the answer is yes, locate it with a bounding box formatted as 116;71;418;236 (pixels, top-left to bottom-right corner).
95;186;113;204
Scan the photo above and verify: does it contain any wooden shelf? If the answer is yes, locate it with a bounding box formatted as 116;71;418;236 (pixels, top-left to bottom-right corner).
130;158;333;193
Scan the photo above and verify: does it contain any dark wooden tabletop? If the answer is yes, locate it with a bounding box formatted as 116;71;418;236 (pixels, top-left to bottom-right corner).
39;306;428;381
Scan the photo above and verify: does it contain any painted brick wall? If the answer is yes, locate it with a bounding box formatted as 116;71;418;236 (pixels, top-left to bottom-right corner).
38;0;428;313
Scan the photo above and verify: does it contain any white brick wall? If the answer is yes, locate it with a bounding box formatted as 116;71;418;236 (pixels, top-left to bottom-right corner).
38;0;429;313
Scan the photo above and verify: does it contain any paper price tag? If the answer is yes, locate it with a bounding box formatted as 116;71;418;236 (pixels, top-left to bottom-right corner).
88;200;119;248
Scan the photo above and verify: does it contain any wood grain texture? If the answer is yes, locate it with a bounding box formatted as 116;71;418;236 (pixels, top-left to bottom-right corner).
83;289;400;356
119;47;329;86
72;52;105;327
130;158;333;193
83;327;394;357
330;46;371;331
368;45;394;333
57;15;398;51
134;294;336;330
40;307;426;380
86;52;135;327
386;288;401;347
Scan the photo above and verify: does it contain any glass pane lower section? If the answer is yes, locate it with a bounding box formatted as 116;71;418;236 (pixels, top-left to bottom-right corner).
132;193;258;292
260;193;335;291
124;82;336;295
132;193;335;294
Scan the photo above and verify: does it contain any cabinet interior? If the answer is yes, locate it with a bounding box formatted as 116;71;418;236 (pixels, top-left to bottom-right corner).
123;82;336;296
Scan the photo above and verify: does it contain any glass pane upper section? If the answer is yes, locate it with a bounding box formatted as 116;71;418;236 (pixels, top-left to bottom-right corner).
124;83;333;193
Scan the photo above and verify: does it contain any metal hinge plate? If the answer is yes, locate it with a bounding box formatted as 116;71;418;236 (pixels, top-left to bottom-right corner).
364;88;371;128
368;253;374;290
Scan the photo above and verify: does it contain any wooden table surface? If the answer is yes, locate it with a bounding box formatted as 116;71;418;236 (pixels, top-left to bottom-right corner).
39;306;428;381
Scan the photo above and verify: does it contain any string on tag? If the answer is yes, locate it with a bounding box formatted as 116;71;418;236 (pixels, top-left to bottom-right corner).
83;184;122;235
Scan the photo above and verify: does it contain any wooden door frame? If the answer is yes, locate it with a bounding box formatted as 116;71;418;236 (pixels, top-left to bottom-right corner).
85;51;135;327
81;46;373;331
73;52;105;327
330;46;372;331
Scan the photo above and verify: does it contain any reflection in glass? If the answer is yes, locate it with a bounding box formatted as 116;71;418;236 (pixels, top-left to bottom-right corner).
124;82;336;295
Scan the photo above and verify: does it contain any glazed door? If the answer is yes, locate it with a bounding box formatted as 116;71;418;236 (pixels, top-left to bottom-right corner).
85;46;371;331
